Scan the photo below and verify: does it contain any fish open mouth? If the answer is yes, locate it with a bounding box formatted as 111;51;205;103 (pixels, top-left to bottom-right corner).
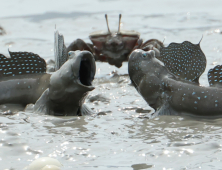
78;52;96;87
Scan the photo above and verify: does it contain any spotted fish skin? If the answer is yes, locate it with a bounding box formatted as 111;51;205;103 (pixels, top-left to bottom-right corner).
164;76;222;116
0;51;46;77
208;65;222;87
160;41;206;82
128;49;222;117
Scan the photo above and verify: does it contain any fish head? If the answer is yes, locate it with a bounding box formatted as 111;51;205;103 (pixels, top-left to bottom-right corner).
128;49;165;86
49;50;96;105
128;49;167;110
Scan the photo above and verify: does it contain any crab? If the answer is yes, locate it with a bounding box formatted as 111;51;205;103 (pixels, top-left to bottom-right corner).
67;14;164;68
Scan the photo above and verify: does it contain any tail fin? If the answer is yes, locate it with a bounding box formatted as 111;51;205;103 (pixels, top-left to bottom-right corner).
54;29;68;71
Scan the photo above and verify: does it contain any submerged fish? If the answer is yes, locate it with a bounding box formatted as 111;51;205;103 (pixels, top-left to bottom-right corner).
128;42;222;117
0;32;96;116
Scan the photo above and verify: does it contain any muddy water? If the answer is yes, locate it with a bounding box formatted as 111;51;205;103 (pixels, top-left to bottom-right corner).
1;0;222;169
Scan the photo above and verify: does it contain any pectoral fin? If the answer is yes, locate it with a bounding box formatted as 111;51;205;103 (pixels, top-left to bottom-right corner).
152;102;178;117
34;89;51;115
79;104;95;116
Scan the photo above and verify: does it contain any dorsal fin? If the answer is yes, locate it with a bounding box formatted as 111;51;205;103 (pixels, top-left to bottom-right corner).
208;65;222;88
0;51;46;77
54;29;68;71
159;41;206;82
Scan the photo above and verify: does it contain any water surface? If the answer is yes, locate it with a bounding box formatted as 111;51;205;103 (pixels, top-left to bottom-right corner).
1;0;222;169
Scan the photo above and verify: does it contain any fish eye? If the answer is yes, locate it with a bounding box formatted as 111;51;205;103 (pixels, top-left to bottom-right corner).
142;53;148;58
68;52;72;56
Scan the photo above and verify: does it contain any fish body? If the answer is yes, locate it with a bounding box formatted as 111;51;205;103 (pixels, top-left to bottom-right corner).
128;48;222;116
0;73;50;105
163;77;222;116
0;49;96;116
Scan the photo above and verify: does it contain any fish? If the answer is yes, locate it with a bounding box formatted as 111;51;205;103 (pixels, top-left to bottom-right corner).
128;42;222;117
34;50;96;116
0;31;96;116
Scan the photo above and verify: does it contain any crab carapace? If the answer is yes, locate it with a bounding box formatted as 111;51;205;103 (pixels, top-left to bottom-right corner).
67;14;163;68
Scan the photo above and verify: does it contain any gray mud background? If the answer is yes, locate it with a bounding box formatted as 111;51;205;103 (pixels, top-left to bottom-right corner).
1;0;222;169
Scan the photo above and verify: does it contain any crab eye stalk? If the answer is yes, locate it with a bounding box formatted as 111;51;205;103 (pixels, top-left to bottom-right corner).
118;14;122;33
105;14;111;34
